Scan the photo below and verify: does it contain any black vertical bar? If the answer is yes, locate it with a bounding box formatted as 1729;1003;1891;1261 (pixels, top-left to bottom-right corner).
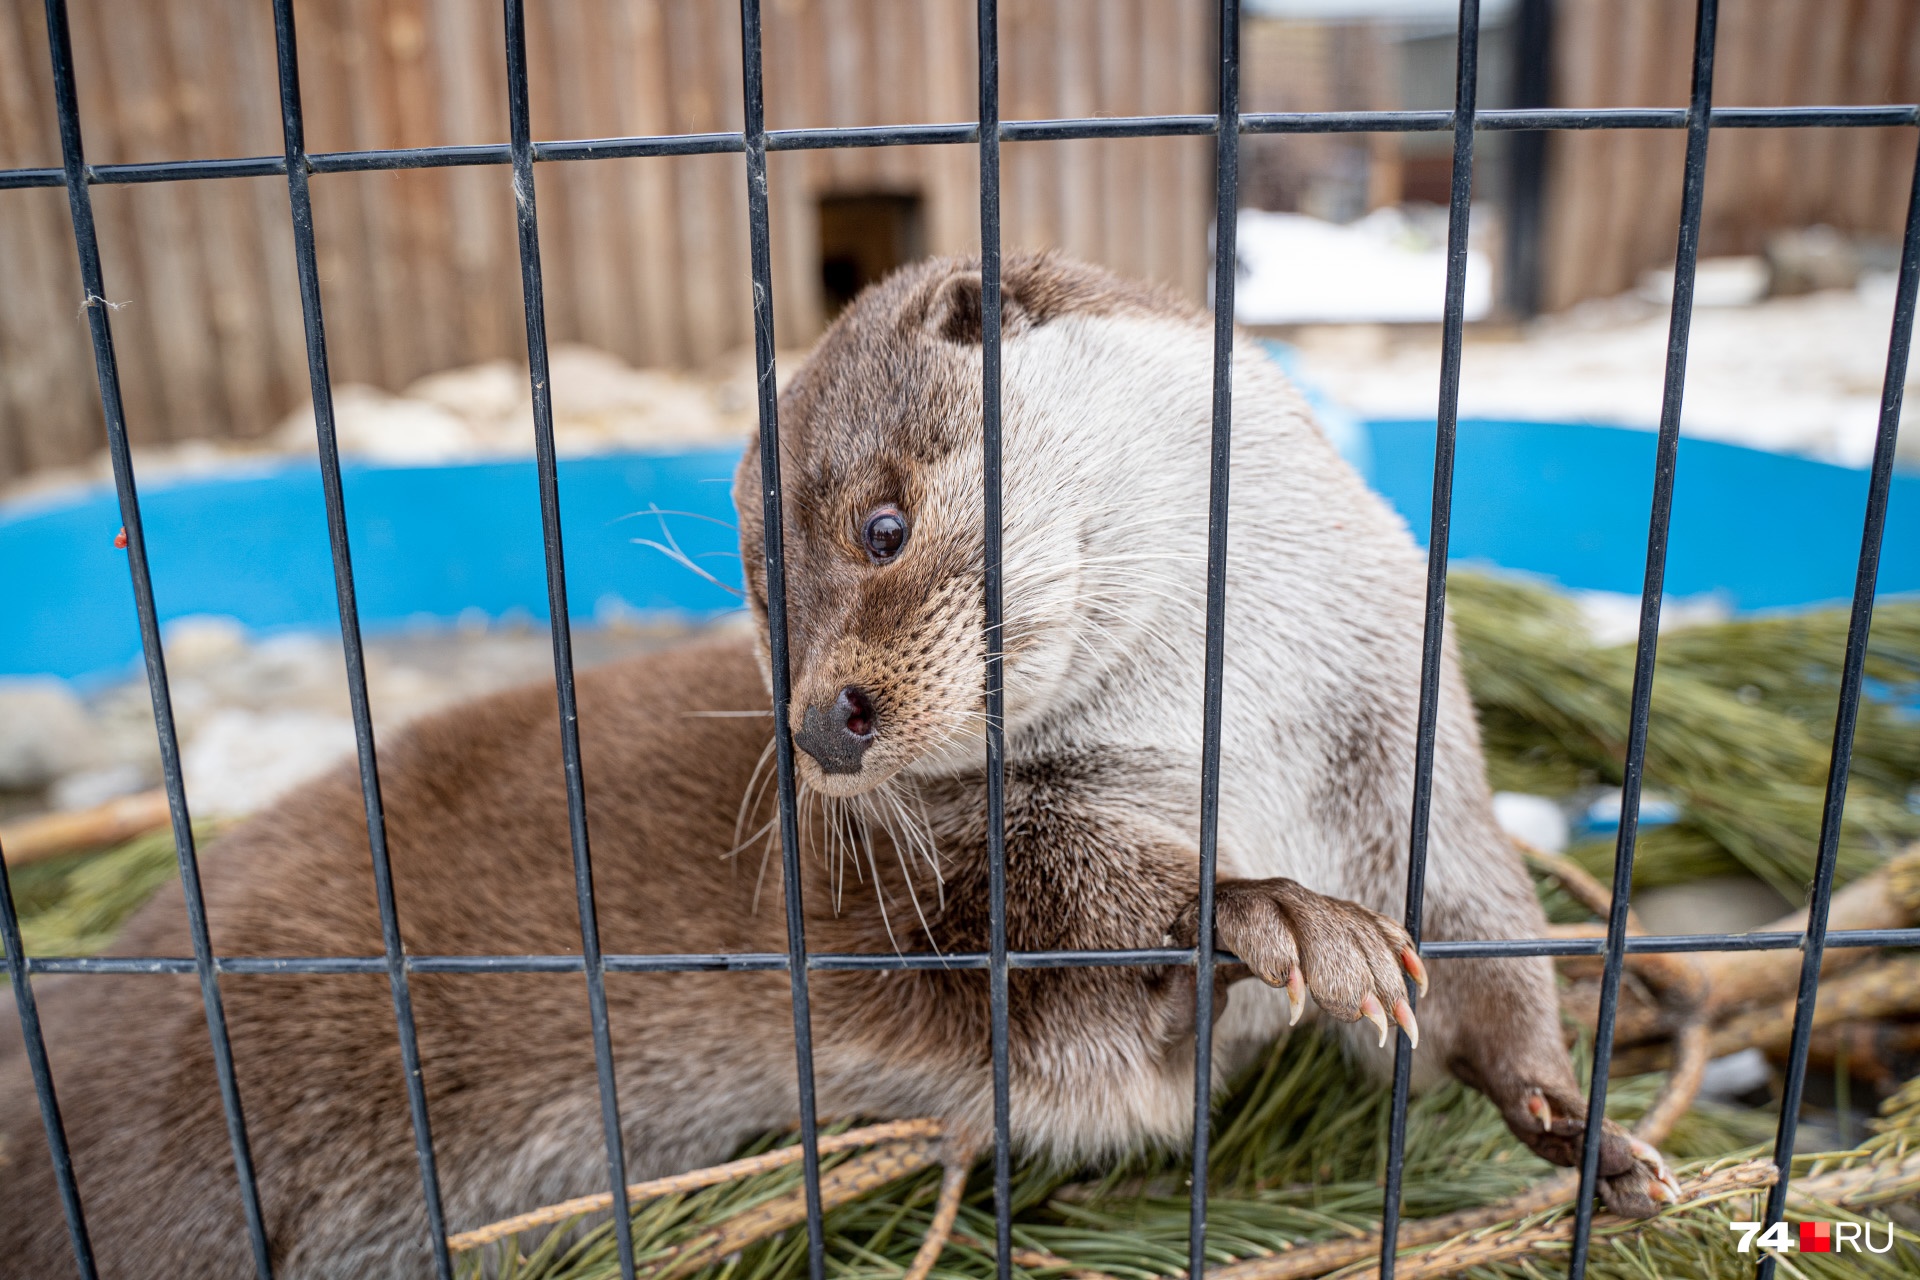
1189;4;1240;1279
1754;128;1920;1280
1504;0;1553;317
1378;2;1478;1273
0;841;97;1278
738;4;828;1278
267;3;451;1274
1566;3;1716;1275
501;4;636;1277
37;2;275;1274
976;2;1012;1279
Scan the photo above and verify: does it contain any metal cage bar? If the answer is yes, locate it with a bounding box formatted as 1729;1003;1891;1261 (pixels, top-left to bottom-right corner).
0;839;96;1278
975;3;1014;1279
266;3;453;1273
5;106;1919;192
31;1;277;1274
1188;2;1242;1278
500;2;640;1275
1379;2;1479;1271
17;925;1920;979
4;2;1920;1277
1755;126;1920;1280
738;2;830;1276
1567;1;1719;1274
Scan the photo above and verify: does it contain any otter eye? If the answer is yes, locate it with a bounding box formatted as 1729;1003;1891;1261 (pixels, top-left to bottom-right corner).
861;508;909;561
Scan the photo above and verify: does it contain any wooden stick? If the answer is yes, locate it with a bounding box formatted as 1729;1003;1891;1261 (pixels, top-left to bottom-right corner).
1698;844;1920;1015
648;1133;944;1278
952;1231;1125;1280
0;789;171;867
902;1134;981;1280
1360;1160;1781;1280
1205;1003;1711;1280
445;1119;943;1253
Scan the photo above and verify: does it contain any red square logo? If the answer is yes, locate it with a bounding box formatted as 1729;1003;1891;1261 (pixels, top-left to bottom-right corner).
1799;1221;1832;1252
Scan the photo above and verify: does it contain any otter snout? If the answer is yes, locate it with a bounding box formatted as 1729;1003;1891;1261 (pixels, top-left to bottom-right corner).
793;685;876;775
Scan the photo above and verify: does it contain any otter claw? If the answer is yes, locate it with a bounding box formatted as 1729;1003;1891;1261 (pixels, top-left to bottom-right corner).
1525;1092;1553;1132
1391;996;1419;1049
1286;967;1306;1025
1629;1138;1681;1204
1399;945;1430;997
1359;992;1391;1048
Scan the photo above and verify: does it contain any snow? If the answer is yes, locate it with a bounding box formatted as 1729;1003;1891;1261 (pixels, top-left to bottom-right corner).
1234;207;1494;326
1286;268;1920;468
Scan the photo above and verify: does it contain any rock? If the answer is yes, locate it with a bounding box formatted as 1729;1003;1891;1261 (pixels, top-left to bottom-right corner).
1492;791;1569;853
182;708;357;817
1765;225;1861;297
275;384;478;464
0;678;98;789
405;358;522;426
1697;1047;1773;1102
49;762;151;811
1640;255;1768;308
1632;874;1792;937
163;614;250;675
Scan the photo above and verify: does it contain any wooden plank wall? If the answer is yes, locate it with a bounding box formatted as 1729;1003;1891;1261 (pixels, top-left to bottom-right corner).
1543;0;1920;312
0;0;1210;487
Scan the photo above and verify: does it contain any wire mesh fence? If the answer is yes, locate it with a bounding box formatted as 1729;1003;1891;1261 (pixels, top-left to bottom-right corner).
1;1;1917;1279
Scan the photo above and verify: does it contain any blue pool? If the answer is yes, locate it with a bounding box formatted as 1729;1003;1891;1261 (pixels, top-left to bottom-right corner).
2;425;1915;682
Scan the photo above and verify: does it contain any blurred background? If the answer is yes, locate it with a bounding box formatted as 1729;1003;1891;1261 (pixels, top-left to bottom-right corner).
2;0;1919;1120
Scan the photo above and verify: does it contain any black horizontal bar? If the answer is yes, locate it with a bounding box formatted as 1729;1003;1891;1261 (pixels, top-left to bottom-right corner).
1001;114;1214;141
540;132;745;161
6;104;1914;192
309;143;513;173
767;122;975;150
23;926;1920;978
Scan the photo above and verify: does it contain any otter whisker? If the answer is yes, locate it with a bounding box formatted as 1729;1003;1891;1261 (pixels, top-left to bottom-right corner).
631;506;745;598
734;737;778;851
610;506;739;533
631;537;746;598
1075;599;1196;664
749;801;780;915
718;816;777;862
875;780;942;887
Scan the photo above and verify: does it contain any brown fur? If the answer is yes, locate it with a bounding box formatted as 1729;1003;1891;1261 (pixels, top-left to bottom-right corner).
1;253;1661;1279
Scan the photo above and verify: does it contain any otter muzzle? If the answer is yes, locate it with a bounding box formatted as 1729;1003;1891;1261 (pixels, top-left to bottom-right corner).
793;685;876;775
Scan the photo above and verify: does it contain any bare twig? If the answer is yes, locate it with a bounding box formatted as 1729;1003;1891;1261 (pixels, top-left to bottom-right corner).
1205;998;1711;1280
647;1133;943;1278
903;1133;981;1280
446;1119;943;1253
0;789;171;866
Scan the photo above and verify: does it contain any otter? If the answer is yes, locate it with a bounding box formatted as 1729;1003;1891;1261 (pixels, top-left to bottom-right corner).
0;253;1674;1278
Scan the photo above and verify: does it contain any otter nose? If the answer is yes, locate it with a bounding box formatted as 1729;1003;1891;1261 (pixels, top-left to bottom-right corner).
793;686;876;775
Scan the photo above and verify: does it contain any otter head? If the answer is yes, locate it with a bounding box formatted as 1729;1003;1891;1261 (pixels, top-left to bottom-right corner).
734;253;1205;797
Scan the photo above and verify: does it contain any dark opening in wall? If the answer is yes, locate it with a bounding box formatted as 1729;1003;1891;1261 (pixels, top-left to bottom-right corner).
818;192;926;317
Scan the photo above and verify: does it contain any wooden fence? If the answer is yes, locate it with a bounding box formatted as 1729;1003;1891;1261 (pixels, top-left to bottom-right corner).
0;0;1209;487
1;0;1915;485
1542;0;1920;311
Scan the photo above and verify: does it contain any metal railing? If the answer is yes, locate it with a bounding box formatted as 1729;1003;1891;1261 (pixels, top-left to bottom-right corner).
2;1;1918;1279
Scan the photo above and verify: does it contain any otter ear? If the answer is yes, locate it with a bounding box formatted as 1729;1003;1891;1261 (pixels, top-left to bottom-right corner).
923;269;1028;346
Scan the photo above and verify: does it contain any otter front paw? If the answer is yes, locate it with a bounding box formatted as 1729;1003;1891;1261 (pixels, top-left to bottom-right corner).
1493;1082;1681;1217
1169;878;1427;1050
